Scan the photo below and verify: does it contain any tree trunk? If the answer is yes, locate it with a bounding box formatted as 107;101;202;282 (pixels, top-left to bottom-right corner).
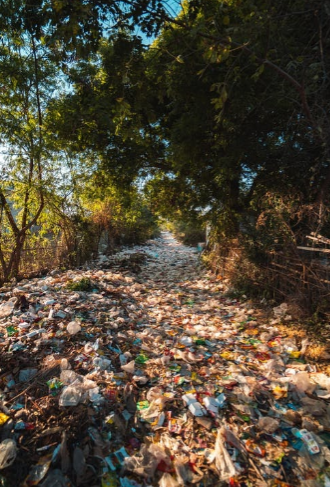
4;233;26;281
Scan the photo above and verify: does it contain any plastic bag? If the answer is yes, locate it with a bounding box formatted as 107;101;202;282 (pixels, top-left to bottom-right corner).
124;445;159;478
40;469;70;487
0;300;15;319
257;416;280;433
173;455;191;485
0;439;17;469
59;384;83;407
273;302;288;318
312;373;330;392
121;360;135;374
73;446;86;483
146;387;163;402
19;368;38;382
214;428;236;481
60;358;71;370
93;357;112;370
300;338;310;356
159;473;180;487
222;426;246;453
301;397;326;417
67;321;81;335
292;372;316;394
60;370;78;385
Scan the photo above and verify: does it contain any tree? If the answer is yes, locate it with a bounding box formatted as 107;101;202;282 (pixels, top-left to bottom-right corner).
47;31;167;185
140;0;330;239
0;17;61;280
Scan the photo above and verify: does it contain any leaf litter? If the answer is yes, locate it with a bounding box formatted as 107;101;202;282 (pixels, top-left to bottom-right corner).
0;232;330;486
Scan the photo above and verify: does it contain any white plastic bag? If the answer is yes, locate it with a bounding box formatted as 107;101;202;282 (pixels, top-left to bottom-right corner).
59;385;82;406
214;428;236;481
257;416;280;433
292;372;316;394
121;360;135;374
0;439;17;469
159;473;180;487
67;321;81;335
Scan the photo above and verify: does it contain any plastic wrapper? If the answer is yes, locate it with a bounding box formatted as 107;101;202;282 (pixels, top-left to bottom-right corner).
182;393;206;416
40;469;70;487
203;396;219;415
292;428;320;454
23;455;52;485
124;444;164;478
138;401;160;422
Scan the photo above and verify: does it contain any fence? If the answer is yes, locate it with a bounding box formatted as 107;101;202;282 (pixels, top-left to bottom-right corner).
265;250;330;308
0;242;68;284
209;234;330;314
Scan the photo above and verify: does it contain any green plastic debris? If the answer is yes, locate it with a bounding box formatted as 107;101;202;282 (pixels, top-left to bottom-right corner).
137;400;150;410
135;354;149;364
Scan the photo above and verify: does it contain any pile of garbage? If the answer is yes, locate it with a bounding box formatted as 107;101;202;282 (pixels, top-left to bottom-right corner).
0;232;330;486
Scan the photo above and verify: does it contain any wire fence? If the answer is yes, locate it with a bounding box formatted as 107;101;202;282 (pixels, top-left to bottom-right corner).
266;251;330;307
0;242;68;284
209;234;330;314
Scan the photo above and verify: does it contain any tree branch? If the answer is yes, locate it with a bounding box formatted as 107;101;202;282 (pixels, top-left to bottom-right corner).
0;189;19;235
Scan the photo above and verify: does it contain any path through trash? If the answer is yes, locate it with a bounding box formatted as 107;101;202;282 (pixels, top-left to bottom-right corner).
0;232;330;486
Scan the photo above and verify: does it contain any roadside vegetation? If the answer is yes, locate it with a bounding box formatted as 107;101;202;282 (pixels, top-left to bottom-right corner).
0;0;329;314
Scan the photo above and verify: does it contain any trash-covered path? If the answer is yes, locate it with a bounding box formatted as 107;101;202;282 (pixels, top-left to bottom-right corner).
1;232;330;487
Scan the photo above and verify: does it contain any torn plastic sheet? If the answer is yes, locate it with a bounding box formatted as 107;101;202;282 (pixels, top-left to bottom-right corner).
214;428;236;481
